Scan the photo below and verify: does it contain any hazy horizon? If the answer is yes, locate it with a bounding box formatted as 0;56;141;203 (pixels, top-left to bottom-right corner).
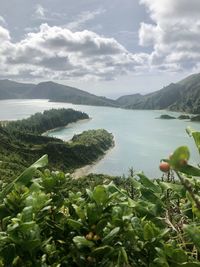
1;71;194;99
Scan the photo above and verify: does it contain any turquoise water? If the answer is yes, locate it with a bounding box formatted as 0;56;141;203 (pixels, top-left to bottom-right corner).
1;99;200;178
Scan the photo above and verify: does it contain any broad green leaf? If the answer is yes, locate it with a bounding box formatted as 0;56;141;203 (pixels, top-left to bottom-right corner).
143;222;160;241
21;206;33;222
184;224;200;250
159;182;185;196
72;204;86;220
91;245;114;257
128;198;137;208
178;164;200;176
67;219;83;230
143;222;155;241
140;188;162;205
102;227;120;243
170;146;190;170
87;203;100;224
0;155;48;200
138;173;161;193
186;127;200;154
73;236;94;248
171;249;187;263
93;185;108;205
121;247;128;264
129;177;142;189
159;181;183;191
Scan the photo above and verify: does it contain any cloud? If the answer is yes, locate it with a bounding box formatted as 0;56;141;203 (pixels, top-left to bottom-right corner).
139;0;200;72
33;4;65;22
34;4;46;20
66;8;105;31
2;0;199;81
0;24;144;80
32;4;104;29
0;16;6;26
0;26;10;41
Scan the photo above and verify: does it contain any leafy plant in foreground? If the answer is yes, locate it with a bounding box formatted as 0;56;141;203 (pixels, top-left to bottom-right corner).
1;129;200;265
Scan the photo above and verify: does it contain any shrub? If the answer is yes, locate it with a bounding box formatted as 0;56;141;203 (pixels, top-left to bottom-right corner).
0;128;200;266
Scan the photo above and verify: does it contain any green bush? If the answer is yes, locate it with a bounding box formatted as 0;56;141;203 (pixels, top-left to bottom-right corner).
0;128;200;266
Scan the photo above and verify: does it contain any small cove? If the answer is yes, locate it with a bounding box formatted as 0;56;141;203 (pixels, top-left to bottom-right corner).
1;99;200;178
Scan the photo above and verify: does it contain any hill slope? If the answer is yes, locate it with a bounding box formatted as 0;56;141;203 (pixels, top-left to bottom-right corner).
116;73;200;113
2;73;200;112
0;80;118;107
0;80;34;99
0;109;114;181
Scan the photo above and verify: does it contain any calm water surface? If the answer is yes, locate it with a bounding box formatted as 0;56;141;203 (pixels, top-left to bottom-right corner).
1;99;200;178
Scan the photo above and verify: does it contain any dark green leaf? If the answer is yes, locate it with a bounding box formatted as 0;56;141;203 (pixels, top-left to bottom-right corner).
102;227;120;243
73;236;94;248
91;245;114;257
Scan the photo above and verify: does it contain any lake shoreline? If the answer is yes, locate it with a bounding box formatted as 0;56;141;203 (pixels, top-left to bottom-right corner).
42;118;92;137
42;117;115;178
1;99;200;178
71;144;115;179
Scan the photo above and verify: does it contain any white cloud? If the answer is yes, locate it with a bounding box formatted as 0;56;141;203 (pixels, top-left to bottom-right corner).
0;26;10;41
139;0;200;72
34;4;46;20
2;0;199;81
0;24;144;80
0;16;6;26
67;8;105;31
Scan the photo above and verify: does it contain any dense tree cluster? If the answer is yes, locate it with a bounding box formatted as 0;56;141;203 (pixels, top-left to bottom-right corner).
0;110;113;181
6;108;89;134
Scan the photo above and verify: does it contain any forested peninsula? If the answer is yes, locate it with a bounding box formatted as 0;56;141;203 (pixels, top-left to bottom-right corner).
0;109;114;181
5;108;89;134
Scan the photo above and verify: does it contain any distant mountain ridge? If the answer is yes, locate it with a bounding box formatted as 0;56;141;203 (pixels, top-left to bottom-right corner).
116;73;200;113
1;73;200;113
0;80;118;107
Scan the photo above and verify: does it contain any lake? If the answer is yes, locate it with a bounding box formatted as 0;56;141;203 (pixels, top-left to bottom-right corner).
1;99;200;178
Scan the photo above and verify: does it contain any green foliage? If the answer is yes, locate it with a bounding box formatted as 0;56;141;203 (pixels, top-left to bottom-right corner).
2;126;200;265
6;108;89;135
0;145;199;266
0;110;114;182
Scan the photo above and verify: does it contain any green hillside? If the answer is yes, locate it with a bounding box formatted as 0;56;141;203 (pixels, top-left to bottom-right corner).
116;73;200;113
2;73;200;113
0;80;118;107
27;81;118;107
0;109;114;181
0;80;34;99
116;93;143;108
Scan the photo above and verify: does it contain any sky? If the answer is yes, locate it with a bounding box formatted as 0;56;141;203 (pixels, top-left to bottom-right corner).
0;0;200;98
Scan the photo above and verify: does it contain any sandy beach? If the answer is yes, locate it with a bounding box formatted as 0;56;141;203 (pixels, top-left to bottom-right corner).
71;144;115;179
